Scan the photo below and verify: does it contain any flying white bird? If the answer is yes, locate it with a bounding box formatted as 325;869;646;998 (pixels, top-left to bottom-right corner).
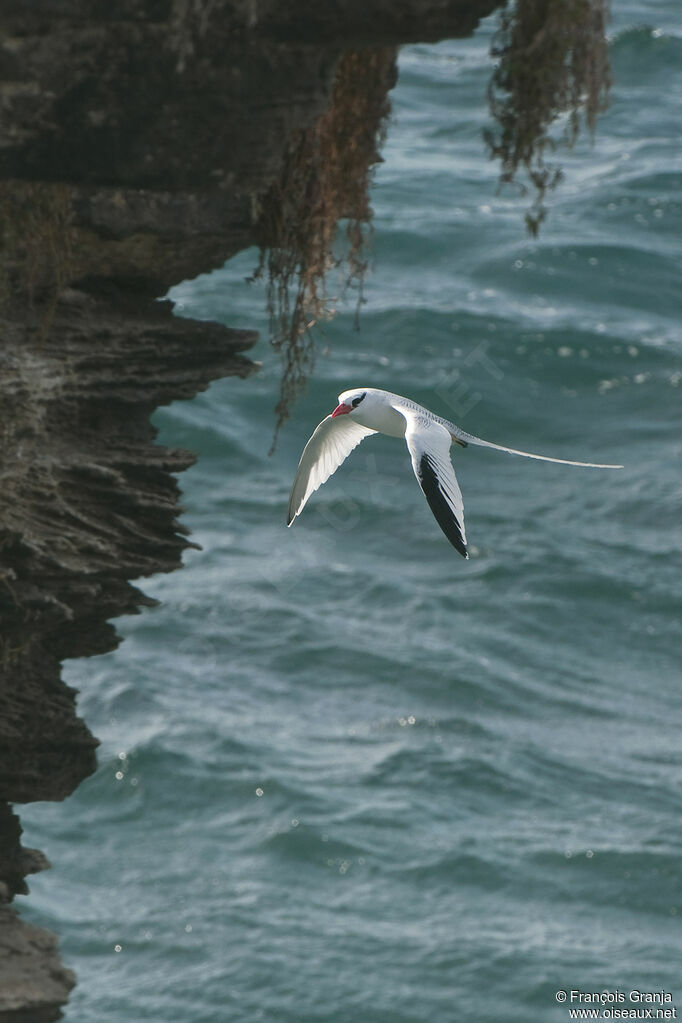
287;388;623;558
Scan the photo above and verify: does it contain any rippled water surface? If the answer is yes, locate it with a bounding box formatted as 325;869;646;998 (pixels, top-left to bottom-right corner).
22;5;682;1022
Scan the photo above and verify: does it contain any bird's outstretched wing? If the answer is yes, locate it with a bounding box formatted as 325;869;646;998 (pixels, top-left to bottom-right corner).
396;406;468;558
287;415;376;525
448;424;623;469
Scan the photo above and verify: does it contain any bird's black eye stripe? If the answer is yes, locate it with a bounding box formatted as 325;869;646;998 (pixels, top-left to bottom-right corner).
351;393;366;408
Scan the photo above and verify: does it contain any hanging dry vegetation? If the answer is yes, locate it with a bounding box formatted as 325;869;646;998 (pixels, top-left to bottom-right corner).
255;5;610;441
486;0;611;234
254;47;397;450
0;181;74;336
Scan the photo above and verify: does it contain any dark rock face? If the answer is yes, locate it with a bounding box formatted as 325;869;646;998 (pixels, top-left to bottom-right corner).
0;1;500;1018
0;806;74;1022
0;286;257;805
0;905;76;1023
0;0;500;191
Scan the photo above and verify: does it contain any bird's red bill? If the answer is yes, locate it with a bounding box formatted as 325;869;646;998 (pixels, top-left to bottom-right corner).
331;403;352;417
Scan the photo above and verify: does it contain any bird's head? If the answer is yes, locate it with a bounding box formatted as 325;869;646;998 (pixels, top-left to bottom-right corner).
331;389;368;418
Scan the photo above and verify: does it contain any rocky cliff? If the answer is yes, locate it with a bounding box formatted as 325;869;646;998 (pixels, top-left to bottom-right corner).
0;1;500;1018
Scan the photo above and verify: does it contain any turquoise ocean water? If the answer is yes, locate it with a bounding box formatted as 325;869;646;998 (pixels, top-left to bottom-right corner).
22;6;681;1021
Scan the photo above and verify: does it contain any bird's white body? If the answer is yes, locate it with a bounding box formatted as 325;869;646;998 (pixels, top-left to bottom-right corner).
287;387;622;558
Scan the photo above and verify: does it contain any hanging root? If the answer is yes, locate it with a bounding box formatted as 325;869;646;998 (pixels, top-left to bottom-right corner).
486;0;611;235
254;47;397;451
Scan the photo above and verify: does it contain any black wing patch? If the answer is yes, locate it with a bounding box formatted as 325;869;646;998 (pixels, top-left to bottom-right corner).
417;454;468;558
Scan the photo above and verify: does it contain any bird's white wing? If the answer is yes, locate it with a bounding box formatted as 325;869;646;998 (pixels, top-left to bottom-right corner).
448;424;623;469
287;415;376;525
396;406;468;558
